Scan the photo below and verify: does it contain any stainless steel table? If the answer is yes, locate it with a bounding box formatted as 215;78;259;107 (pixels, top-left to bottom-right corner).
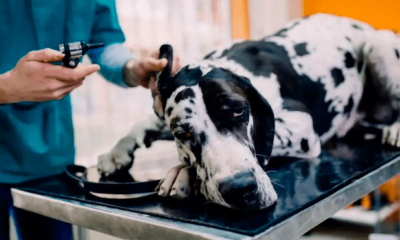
11;141;400;240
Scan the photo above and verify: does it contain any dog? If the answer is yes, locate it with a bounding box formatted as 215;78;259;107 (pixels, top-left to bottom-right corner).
97;13;400;210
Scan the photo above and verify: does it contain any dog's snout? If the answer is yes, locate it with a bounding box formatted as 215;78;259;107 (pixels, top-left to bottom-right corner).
218;171;259;208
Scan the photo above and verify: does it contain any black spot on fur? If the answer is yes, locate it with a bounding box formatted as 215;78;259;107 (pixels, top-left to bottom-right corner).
395;49;400;59
344;52;356;68
203;50;216;59
351;24;363;30
331;68;345;87
220;43;273;77
344;95;354;117
287;139;292;147
275;133;284;145
143;130;164;148
199;132;208;145
180;123;192;134
287;129;293;136
276;118;284;123
169;117;181;130
271;21;300;38
282;98;310;113
166;107;173;117
357;60;364;73
300;138;309;152
175;88;196;103
183;156;190;163
294;43;309;56
204;120;208;128
192;143;202;165
345;36;352;42
184;108;192;114
190;99;195;104
298;63;303;68
185;115;192;119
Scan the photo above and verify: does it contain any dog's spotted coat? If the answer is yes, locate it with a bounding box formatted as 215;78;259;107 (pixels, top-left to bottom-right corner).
98;14;400;210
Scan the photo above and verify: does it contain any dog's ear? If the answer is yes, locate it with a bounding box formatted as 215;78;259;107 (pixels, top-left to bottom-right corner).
158;44;174;95
153;44;174;118
242;78;275;166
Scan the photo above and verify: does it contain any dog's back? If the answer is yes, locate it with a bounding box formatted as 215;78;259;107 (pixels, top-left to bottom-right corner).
203;13;376;142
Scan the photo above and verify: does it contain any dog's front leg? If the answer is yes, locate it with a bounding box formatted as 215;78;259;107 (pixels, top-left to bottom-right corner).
271;109;321;159
155;163;196;199
97;114;173;177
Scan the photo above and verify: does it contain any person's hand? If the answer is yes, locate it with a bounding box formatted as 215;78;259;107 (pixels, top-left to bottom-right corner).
123;49;181;89
0;48;100;104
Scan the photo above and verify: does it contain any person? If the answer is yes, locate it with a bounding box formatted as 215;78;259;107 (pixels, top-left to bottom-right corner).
0;0;180;239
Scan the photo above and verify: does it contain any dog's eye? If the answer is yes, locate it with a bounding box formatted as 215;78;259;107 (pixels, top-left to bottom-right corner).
175;132;192;140
233;109;244;118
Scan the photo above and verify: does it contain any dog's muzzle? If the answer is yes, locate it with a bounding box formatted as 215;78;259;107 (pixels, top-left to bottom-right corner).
218;171;263;210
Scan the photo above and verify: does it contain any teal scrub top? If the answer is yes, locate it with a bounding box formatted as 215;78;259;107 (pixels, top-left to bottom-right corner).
0;0;133;184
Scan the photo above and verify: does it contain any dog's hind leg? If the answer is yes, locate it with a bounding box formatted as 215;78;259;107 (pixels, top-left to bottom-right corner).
360;30;400;146
271;106;321;159
362;30;400;97
97;114;173;177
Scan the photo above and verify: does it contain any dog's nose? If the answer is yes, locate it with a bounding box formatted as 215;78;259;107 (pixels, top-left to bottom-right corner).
218;171;259;208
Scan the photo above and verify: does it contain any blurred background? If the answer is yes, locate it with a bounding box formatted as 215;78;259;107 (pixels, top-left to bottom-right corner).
64;0;400;239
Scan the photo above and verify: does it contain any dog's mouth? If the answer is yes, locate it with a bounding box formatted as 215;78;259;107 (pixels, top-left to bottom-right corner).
200;166;278;210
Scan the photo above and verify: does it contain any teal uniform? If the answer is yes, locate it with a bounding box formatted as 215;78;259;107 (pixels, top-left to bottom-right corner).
0;0;133;184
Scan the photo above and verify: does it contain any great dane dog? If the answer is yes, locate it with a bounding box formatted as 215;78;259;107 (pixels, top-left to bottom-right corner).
97;13;400;210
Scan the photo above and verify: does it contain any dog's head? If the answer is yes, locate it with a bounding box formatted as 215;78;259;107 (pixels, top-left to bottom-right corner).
155;45;277;210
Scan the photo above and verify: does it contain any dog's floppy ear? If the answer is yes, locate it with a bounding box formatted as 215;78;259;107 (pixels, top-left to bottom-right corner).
242;78;275;166
153;44;174;118
157;44;175;112
158;44;173;81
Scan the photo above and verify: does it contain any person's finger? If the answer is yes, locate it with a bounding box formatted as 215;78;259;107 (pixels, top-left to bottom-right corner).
26;48;65;63
150;50;159;59
52;80;84;99
141;58;167;72
45;64;100;81
44;78;84;91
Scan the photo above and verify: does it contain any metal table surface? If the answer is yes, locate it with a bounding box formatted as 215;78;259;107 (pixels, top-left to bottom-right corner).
11;141;400;240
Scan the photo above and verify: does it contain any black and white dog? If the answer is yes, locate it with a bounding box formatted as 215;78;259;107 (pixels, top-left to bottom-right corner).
98;14;400;210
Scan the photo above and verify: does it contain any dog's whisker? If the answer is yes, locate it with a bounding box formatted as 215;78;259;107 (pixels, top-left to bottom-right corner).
271;180;285;189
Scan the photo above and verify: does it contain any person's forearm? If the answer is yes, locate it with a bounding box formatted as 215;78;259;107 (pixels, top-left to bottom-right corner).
87;43;135;87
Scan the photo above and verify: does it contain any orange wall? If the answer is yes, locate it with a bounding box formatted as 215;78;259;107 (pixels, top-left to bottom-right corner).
230;0;250;39
304;0;400;32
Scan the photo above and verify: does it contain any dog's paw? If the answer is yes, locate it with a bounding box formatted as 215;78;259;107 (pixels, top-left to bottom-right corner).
97;137;135;177
382;123;400;147
156;164;196;199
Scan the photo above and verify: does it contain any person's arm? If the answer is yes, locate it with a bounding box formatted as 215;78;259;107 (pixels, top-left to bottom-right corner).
86;0;132;87
0;49;99;104
87;0;180;89
87;43;134;87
